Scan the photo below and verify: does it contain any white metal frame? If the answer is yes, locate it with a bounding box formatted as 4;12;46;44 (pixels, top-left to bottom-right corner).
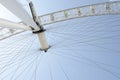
39;1;120;26
0;1;120;51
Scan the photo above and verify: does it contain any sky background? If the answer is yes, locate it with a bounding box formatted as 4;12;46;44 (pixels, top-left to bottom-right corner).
0;0;113;21
0;0;120;80
0;0;119;21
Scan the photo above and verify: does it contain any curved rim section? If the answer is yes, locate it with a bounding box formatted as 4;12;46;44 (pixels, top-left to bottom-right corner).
39;1;120;26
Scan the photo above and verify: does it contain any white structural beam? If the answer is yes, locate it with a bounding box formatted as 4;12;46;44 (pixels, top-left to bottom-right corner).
39;1;120;26
0;0;38;29
29;1;49;52
37;32;49;52
0;18;31;30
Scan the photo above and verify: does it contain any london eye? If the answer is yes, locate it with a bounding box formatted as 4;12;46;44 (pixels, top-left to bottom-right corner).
0;0;120;80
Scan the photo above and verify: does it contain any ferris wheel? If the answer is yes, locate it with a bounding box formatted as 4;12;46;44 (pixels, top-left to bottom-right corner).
0;0;120;80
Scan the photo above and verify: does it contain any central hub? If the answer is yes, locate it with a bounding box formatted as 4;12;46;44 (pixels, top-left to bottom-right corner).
29;1;50;52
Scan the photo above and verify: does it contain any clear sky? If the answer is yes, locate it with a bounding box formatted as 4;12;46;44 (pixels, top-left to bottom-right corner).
0;0;111;22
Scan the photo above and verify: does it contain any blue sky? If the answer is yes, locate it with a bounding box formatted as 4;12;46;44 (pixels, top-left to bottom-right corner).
0;0;110;21
33;0;109;15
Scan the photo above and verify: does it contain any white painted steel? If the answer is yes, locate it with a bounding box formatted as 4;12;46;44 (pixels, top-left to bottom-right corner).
39;1;120;25
37;32;49;51
0;0;37;29
0;1;120;41
0;18;31;30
